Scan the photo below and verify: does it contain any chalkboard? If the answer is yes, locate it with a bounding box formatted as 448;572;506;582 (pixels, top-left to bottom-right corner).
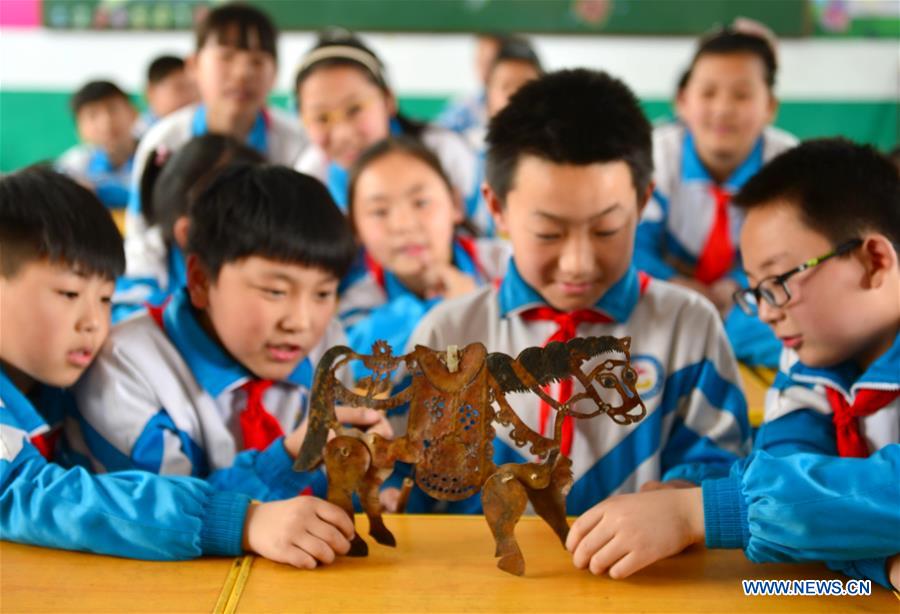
42;0;810;36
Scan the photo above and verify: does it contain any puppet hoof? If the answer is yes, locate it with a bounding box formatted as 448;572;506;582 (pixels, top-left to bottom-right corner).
370;524;396;547
497;553;525;576
348;535;369;557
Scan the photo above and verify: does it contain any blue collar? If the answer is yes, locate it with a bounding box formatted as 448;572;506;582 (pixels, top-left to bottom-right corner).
168;246;187;291
191;105;268;155
858;331;900;390
160;289;313;398
788;331;900;397
681;131;765;191
326;163;349;211
0;369;48;434
498;259;640;322
87;148;133;174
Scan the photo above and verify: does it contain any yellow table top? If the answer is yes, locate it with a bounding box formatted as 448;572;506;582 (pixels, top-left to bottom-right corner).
0;541;235;613
236;514;897;613
2;515;894;613
739;364;774;428
109;208;126;236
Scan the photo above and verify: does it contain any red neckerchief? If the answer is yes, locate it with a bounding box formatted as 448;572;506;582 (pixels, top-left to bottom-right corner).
694;185;735;284
238;379;284;451
30;427;61;461
147;298;284;452
516;272;651;456
825;387;900;457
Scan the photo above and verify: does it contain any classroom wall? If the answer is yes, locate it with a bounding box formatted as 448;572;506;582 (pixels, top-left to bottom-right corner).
1;29;897;171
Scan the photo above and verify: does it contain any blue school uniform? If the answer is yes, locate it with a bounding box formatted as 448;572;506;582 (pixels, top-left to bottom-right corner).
703;446;900;589
56;145;135;210
703;332;900;588
635;123;797;368
436;90;486;147
0;368;248;559
755;331;900;457
73;288;342;501
404;261;749;514
437;91;485;132
112;244;185;322
338;237;509;368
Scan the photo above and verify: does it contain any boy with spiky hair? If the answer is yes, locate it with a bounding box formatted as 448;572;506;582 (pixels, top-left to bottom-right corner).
406;69;749;522
1;167;354;568
76;165;389;501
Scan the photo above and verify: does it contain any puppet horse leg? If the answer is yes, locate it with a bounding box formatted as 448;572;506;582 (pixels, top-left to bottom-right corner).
323;435;371;556
525;455;573;547
482;467;529;576
358;435;397;547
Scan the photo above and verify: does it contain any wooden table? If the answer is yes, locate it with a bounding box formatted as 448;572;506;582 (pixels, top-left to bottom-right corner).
739;364;775;428
235;515;897;613
0;542;236;613
3;516;895;613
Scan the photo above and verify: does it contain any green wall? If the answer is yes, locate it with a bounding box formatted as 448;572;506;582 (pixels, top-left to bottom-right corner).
1;90;896;172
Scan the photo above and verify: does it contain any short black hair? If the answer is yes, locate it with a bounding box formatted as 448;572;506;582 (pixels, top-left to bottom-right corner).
734;138;900;245
487;36;543;81
187;165;356;279
485;68;653;202
683;28;777;90
147;55;185;85
140;134;265;242
0;166;124;279
196;2;277;60
70;80;130;115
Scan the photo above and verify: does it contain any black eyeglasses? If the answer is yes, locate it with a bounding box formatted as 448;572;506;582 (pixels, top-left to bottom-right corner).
733;239;863;316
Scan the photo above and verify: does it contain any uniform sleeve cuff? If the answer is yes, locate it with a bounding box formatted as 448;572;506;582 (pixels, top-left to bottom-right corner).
702;475;750;550
255;437;319;495
199;491;251;556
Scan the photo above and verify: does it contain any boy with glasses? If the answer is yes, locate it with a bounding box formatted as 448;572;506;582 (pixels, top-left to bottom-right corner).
565;139;900;590
732;238;863;319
